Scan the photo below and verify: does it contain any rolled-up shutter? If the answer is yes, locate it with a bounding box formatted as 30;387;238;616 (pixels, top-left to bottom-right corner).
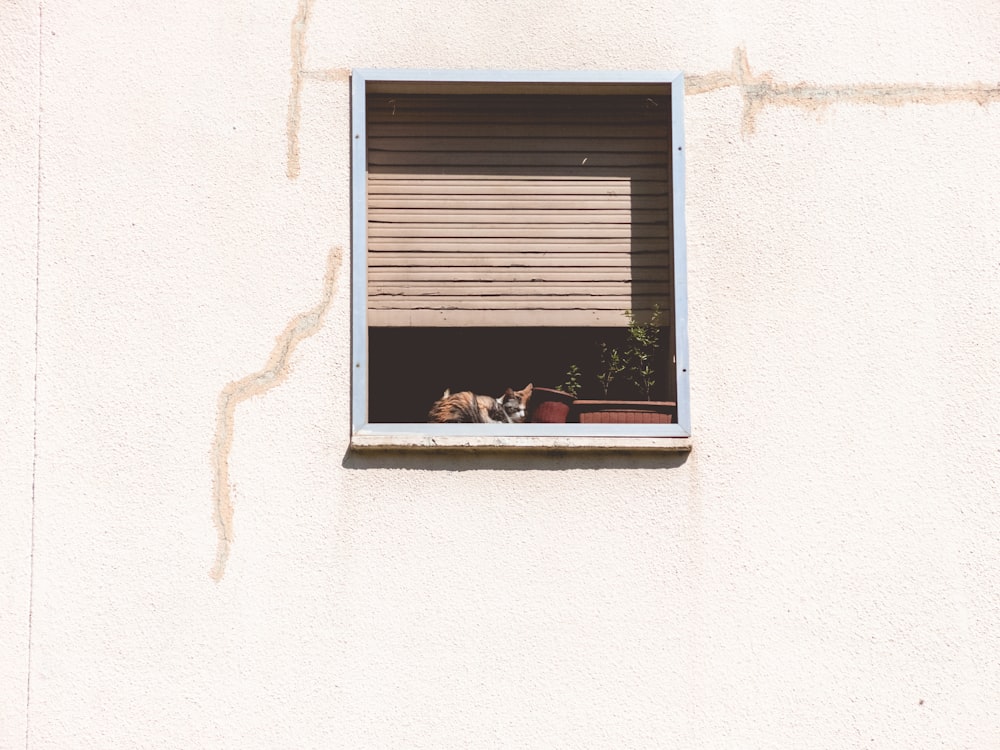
366;90;673;327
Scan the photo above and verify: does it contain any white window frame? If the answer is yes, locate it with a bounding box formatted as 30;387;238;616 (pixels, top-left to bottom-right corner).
350;69;690;449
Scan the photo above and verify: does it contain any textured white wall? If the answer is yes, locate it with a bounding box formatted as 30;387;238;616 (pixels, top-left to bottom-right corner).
4;0;1000;747
1;3;39;748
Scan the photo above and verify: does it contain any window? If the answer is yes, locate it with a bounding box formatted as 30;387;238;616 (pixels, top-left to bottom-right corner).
351;70;690;448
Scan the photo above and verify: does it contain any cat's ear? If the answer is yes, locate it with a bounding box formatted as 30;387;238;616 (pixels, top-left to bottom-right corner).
504;387;515;397
523;383;533;393
442;388;451;397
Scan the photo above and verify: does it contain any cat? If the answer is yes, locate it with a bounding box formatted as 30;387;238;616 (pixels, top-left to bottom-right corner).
427;383;533;424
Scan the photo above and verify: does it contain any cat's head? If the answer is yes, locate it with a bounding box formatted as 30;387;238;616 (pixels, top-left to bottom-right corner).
500;383;533;423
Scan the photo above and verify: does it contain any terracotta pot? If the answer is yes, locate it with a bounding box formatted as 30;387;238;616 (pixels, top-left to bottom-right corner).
527;387;576;423
571;400;676;424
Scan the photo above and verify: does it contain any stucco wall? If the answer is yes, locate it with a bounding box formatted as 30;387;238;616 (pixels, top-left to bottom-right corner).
3;0;999;747
1;4;39;747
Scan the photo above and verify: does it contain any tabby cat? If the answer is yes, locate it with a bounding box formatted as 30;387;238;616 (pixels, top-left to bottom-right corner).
427;383;533;424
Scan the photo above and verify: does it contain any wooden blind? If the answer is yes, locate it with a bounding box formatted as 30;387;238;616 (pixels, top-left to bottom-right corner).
366;92;673;327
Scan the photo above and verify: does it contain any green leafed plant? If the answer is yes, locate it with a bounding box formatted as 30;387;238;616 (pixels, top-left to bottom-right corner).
624;305;662;400
596;342;625;398
557;363;583;398
595;305;663;400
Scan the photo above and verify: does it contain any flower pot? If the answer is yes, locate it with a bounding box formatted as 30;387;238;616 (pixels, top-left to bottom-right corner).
571;400;676;424
527;387;576;423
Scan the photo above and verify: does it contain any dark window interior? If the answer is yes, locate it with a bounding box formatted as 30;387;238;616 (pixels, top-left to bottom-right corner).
369;326;673;423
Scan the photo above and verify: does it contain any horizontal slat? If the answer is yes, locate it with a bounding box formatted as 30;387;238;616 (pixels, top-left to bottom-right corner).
370;281;669;296
367;102;670;127
369;196;636;209
366;81;671;96
370;309;664;326
369;268;671;282
368;93;667;107
369;252;669;267
369;209;666;224
369;190;667;203
367;308;657;327
368;113;667;127
368;165;670;179
367;237;671;251
369;123;669;138
369;99;667;116
370;198;669;212
369;294;669;308
368;151;668;167
368;176;667;192
367;225;670;239
369;137;667;153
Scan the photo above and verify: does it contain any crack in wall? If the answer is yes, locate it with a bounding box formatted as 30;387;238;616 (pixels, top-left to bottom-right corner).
301;69;350;82
690;47;1000;134
210;247;342;581
286;0;314;180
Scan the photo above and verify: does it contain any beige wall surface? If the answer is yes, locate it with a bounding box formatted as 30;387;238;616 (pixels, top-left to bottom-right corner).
3;0;999;747
1;2;39;748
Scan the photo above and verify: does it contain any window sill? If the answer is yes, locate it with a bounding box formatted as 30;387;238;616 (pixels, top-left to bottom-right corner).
350;433;692;452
